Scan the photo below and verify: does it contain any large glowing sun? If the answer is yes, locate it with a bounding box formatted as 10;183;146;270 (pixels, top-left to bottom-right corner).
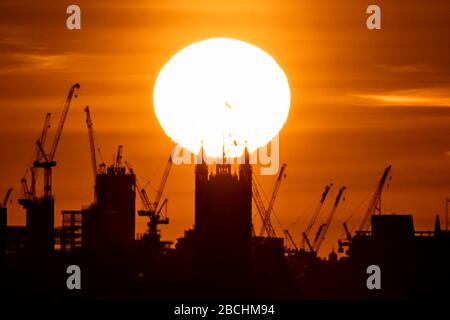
153;38;290;158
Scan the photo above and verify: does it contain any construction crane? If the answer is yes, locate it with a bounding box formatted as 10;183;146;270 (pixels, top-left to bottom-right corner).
84;106;98;183
20;173;30;201
252;179;276;237
20;113;51;201
338;166;392;253
301;184;333;249
151;155;172;213
284;228;298;251
1;188;12;208
33;83;80;198
145;198;169;241
357;165;391;231
343;221;352;241
97;147;107;174
258;163;287;237
311;186;346;255
124;161;169;240
114;145;124;172
29;113;52;199
124;161;151;212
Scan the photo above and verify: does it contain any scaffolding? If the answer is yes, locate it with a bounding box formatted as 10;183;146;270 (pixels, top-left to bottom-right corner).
56;210;82;253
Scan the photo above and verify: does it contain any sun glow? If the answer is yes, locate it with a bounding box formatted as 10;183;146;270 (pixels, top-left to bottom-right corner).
153;38;291;158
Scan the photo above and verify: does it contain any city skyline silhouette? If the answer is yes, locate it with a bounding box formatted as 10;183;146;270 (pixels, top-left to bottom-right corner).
0;0;449;302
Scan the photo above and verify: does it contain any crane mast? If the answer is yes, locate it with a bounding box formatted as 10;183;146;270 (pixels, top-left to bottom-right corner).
284;228;298;251
338;166;392;253
313;186;346;255
258;164;287;237
252;179;276;237
114;145;124;172
343;221;352;241
84;106;98;183
357;165;391;231
302;184;333;249
30;113;51;199
152;156;172;213
48;83;80;161
124;161;170;240
2;188;12;208
20;176;30;201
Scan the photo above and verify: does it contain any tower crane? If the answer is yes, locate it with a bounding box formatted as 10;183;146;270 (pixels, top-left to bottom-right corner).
258;163;287;237
252;178;276;238
151;155;172;213
20;113;52;201
20;173;31;202
84;106;98;183
338;166;392;253
1;188;12;208
97;147;107;174
124;161;151;211
145;198;169;241
310;186;346;255
357;165;391;231
343;221;352;241
114;145;124;172
30;113;51;199
124;161;169;241
284;228;298;251
33;83;80;198
301;184;333;250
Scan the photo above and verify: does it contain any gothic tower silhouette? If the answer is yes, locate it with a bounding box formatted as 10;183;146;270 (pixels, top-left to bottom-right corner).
194;146;252;294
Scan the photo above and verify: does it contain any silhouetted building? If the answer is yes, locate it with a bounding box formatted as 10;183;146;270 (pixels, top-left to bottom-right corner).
56;210;83;254
348;214;450;299
194;147;252;294
18;197;54;256
0;207;6;260
328;248;337;263
83;165;135;252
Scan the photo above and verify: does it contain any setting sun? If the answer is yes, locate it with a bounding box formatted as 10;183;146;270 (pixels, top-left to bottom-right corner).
153;38;291;158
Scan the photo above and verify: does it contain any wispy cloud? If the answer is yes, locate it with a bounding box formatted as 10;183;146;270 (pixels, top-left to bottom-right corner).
0;53;69;73
376;64;436;74
349;88;450;107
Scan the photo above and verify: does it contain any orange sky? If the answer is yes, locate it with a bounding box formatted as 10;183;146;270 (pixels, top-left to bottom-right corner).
0;0;449;257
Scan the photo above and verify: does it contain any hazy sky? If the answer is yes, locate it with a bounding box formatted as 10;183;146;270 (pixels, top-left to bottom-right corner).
0;0;449;256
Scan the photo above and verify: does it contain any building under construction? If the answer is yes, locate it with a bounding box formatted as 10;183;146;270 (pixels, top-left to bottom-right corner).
83;150;136;252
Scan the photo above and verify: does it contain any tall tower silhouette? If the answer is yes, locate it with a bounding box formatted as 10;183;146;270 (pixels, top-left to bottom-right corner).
194;146;252;294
